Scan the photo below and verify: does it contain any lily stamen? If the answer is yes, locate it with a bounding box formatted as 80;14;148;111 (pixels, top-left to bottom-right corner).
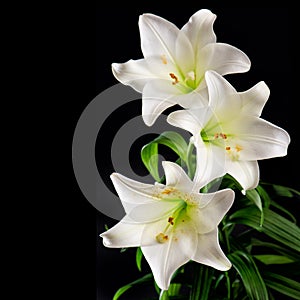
169;73;179;85
161;54;167;65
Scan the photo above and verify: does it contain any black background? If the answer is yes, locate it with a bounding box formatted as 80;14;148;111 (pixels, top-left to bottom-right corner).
70;5;298;300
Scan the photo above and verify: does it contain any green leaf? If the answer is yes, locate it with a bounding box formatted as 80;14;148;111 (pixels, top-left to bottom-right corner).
141;132;189;182
270;200;297;224
141;142;160;181
256;184;271;208
254;254;295;265
251;238;300;261
136;247;143;272
272;184;294;197
189;264;214;300
113;285;132;300
229;251;269;300
263;272;300;299
229;206;300;252
246;189;262;211
113;273;153;300
246;189;264;226
186;140;196;179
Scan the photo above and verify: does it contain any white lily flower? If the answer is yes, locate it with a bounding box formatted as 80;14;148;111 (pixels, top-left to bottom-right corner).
167;70;291;191
100;161;234;290
112;9;251;126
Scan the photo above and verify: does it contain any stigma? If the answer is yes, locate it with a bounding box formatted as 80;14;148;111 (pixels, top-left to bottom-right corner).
156;233;169;243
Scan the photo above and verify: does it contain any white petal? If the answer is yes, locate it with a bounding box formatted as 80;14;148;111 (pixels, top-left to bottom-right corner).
205;70;237;111
192;143;227;191
181;9;217;53
230;117;290;160
139;14;179;63
167;107;212;136
112;59;155;92
239;81;270;117
162;161;194;192
187;189;234;234
175;30;195;75
100;216;146;248
110;173;161;213
226;160;259;191
192;229;232;271
174;88;209;109
142;216;197;290
197;43;251;80
128;199;183;223
142;79;179;126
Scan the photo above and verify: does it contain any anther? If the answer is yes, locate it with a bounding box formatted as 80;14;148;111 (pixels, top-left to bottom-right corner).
169;73;179;85
168;217;174;225
161;54;167;65
162;188;173;195
235;145;243;152
220;133;227;139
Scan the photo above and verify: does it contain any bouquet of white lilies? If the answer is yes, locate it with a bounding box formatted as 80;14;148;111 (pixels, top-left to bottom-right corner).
100;9;300;300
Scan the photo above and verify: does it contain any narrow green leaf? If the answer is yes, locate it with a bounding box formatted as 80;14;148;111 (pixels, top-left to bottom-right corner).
141;131;188;182
272;184;294;197
229;206;300;252
186;140;196;179
254;254;295;265
256;184;271;208
189;264;214;300
264;272;300;299
141;142;160;182
113;273;153;300
229;251;269;300
246;189;264;226
246;189;262;211
136;247;143;272
251;238;300;261
270;200;297;224
113;285;132;300
155;131;188;161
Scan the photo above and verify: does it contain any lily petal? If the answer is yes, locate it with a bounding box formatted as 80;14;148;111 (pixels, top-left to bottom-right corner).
205;70;238;111
192;228;232;271
112;59;155;92
139;14;179;63
197;43;251;81
142;216;197;290
181;9;217;53
239;81;270;117
175;30;195;75
110;173;161;213
187;189;234;234
129;199;183;223
167;107;212;136
228;116;290;160
226;160;259;191
100;216;146;248
162;161;194;192
142;79;179;126
192;142;227;191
